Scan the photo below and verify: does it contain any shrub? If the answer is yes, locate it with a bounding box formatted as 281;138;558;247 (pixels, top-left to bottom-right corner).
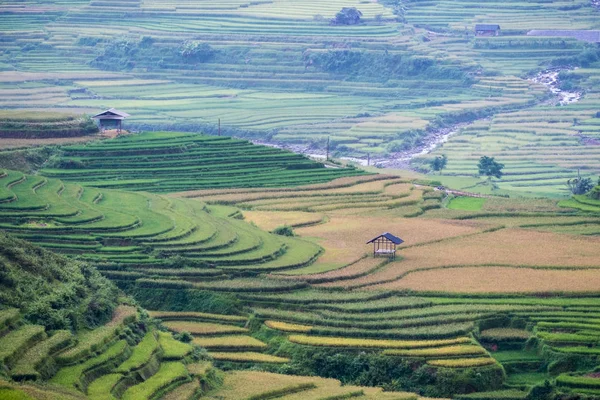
273;225;294;236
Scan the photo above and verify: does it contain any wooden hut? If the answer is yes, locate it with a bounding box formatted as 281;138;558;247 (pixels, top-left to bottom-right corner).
475;24;501;36
92;108;130;133
367;233;404;259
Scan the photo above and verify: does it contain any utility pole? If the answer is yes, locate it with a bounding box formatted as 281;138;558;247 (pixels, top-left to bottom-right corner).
218;118;221;136
367;153;370;166
326;136;330;161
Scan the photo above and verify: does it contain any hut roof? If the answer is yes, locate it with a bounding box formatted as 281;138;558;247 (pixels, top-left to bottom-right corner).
92;108;130;120
475;24;500;31
366;232;404;245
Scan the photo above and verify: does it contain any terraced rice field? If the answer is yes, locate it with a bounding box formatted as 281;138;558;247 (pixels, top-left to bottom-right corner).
0;0;567;159
40;131;364;192
413;36;600;197
145;170;596;396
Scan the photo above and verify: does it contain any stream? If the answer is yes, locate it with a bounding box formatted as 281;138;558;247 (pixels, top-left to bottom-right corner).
528;67;582;106
253;67;582;169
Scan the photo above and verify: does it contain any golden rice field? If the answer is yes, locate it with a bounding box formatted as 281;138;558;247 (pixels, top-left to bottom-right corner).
427;358;497;368
148;311;247;323
209;352;290;363
287;335;472;349
243;211;325;231
192;335;267;350
163;321;248;336
181;172;600;294
375;266;600;293
293;216;493;271
204;370;433;400
265;320;313;333
383;345;487;357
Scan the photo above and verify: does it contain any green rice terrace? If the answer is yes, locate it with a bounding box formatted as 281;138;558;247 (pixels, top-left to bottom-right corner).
1;0;600;398
0;0;599;196
38;131;365;192
0;128;600;398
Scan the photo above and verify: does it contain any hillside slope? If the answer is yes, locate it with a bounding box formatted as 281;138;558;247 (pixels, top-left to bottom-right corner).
0;232;118;330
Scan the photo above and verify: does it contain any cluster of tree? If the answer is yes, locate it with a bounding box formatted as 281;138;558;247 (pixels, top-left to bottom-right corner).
179;41;215;61
308;50;470;81
478;156;504;179
566;170;600;195
427;155;504;180
332;7;363;25
430;155;447;174
91;37;216;71
0;233;119;330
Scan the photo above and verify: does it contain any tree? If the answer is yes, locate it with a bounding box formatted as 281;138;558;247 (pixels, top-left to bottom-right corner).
430;155;447;175
179;41;214;61
334;7;363;25
566;169;594;195
478;156;504;179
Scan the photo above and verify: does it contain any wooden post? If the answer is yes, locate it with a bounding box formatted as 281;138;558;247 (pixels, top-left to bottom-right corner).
218;118;221;136
367;153;370;166
326;136;330;161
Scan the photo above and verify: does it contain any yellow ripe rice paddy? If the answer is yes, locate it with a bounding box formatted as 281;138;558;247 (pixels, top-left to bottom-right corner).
427;358;496;368
265;320;313;333
288;335;472;349
163;321;248;336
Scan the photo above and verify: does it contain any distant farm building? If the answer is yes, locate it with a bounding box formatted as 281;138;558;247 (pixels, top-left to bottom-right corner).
92;108;130;133
367;233;404;259
475;24;501;36
527;30;600;43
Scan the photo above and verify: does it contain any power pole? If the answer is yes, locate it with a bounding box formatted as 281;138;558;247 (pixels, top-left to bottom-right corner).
367;153;370;166
326;136;330;161
218;118;221;136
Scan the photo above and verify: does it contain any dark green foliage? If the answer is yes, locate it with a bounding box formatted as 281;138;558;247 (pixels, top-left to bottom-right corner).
309;51;471;81
0;232;118;330
334;7;363;25
272;225;294;237
478;156;504;179
566;171;595;195
588;185;600;200
130;287;241;315
430;155;448;175
0;147;56;173
179;41;215;61
551;48;600;68
91;38;217;71
91;39;141;71
526;381;555;400
174;331;193;343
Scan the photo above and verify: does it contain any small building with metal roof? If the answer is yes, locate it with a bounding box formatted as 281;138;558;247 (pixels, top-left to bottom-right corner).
92;108;130;133
366;233;404;259
475;24;501;36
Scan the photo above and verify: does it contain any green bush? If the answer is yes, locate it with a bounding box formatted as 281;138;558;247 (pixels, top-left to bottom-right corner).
273;225;294;237
0;233;119;331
